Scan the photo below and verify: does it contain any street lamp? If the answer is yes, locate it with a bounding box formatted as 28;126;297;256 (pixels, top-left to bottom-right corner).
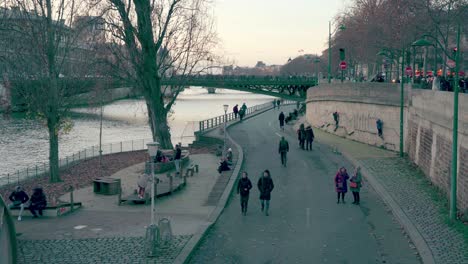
146;141;160;257
223;104;229;158
328;22;345;83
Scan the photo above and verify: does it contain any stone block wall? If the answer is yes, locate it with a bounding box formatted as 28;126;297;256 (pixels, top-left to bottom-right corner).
306;83;468;212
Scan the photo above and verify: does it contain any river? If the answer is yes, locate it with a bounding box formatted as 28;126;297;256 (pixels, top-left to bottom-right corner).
0;87;274;178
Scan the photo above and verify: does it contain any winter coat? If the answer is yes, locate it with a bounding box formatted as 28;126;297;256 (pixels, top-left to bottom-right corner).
137;174;151;189
278;139;289;153
297;129;306;141
305;126;315;141
279;113;285;126
237;177;252;197
174;147;182;160
9;190;29;204
349;172;362;192
241;104;247;112
334;172;349;193
233;105;239;113
257;176;274;200
30;189;47;208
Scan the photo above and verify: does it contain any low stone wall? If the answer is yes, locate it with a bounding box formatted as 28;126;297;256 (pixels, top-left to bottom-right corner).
306;83;468;212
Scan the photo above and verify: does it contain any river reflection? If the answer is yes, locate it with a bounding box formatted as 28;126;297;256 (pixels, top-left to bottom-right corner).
0;87;274;177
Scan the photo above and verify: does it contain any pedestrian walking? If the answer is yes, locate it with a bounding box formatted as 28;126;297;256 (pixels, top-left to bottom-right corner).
297;123;306;149
137;173;151;199
174;144;182;175
350;167;363;205
333;111;339;131
305;125;315;151
237;171;252;216
272;100;277;109
257;170;274;216
276;99;281;109
278;136;289;167
29;187;47;218
376;119;383;138
334;167;349;204
233;104;239;119
8;186;29;221
239;103;247;121
278;111;285;131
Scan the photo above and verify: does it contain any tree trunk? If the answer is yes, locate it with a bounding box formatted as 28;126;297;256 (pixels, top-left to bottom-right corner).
47;104;61;183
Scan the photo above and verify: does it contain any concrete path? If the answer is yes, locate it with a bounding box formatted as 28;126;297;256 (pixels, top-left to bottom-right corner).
189;106;421;263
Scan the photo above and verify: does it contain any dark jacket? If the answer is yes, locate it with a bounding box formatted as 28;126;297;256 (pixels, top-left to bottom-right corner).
174;147;182;160
297;128;306;141
237;177;252;196
30;189;47;208
9;190;29;204
257;176;274;200
233;105;239;113
305;126;315;141
278;139;289;153
335;172;349;193
218;160;230;173
279;113;285;126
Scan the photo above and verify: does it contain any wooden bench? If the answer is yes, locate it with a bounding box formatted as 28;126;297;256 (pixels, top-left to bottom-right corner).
93;178;121;195
9;202;82;217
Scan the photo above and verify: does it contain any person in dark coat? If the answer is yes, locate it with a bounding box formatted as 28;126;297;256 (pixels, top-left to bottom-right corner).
174;144;182;175
233;104;239;119
217;158;230;173
29;187;47;218
9;186;29;221
257;170;274;216
333;111;339;131
278;136;289;167
350;167;363;205
376;119;383;138
237;171;253;215
334;167;349;204
278;112;285;131
276;99;281;109
305;125;315;151
297;124;306;149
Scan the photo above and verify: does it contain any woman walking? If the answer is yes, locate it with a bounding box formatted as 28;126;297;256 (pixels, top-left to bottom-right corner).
350;167;363;205
257;170;274;216
237;172;252;216
334;167;349;204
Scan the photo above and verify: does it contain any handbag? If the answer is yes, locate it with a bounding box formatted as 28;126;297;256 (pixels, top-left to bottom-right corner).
350;182;358;188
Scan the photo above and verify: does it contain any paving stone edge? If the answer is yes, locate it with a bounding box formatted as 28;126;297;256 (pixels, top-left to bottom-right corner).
339;149;436;264
172;105;280;264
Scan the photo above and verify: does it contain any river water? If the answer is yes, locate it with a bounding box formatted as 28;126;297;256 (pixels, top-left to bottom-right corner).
0;87;274;177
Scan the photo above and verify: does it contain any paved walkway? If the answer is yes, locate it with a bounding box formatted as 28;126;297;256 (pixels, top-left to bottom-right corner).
189;106;421;263
312;127;468;264
15;154;221;263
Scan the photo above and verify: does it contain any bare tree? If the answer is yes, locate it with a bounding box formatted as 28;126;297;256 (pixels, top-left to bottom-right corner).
0;0;99;182
104;0;217;149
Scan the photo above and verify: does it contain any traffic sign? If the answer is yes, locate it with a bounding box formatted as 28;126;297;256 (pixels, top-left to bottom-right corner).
339;61;347;70
405;66;412;76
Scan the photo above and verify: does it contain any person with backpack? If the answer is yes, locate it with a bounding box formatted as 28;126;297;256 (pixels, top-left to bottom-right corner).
257;170;274;216
237;171;253;216
350;167;363;205
278;112;285;131
278;136;289;167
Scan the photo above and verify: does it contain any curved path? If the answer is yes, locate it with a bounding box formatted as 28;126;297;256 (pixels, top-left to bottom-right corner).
189;106;421;264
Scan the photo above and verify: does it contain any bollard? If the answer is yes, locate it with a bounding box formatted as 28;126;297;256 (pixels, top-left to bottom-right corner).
158;218;173;244
195;164;199;173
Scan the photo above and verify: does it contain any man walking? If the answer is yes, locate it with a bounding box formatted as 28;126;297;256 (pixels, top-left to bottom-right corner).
237;171;252;216
278;111;285;131
276;99;281;109
278;136;289;167
233;104;239;119
305;125;315;151
174;144;182;175
257;170;274;216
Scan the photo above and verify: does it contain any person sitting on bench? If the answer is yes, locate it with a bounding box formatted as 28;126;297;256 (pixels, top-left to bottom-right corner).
218;158;231;174
8;186;29;221
226;148;233;165
29;187;47;218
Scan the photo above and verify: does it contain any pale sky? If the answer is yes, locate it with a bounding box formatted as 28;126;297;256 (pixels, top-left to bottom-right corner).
214;0;349;67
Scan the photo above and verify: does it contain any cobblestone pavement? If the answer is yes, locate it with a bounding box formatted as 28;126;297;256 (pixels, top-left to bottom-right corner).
17;235;192;264
362;157;468;264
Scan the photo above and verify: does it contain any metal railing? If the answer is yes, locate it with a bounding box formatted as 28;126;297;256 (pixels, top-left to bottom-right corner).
0;139;152;188
198;100;296;132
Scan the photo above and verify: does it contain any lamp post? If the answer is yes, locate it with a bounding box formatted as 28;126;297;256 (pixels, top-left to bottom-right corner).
223;104;229;158
146;141;159;257
328;22;345;83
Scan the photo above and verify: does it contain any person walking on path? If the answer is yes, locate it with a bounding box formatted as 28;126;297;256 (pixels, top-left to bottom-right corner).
376;119;383;138
272;100;277;109
276;99;281;109
8;186;29;221
257;170;274;216
237;171;253;216
305;125;315;151
278;136;289;167
334;167;349;204
239;103;247;121
333;111;340;131
297;124;306;150
29;187;47;218
233;104;239;119
137;173;151;199
174;144;182;175
350;167;363;205
278;111;285;131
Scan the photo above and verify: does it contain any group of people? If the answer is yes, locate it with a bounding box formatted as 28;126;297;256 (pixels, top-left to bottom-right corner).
233;103;248;121
236;170;274;216
297;123;315;151
8;186;47;220
335;166;362;204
